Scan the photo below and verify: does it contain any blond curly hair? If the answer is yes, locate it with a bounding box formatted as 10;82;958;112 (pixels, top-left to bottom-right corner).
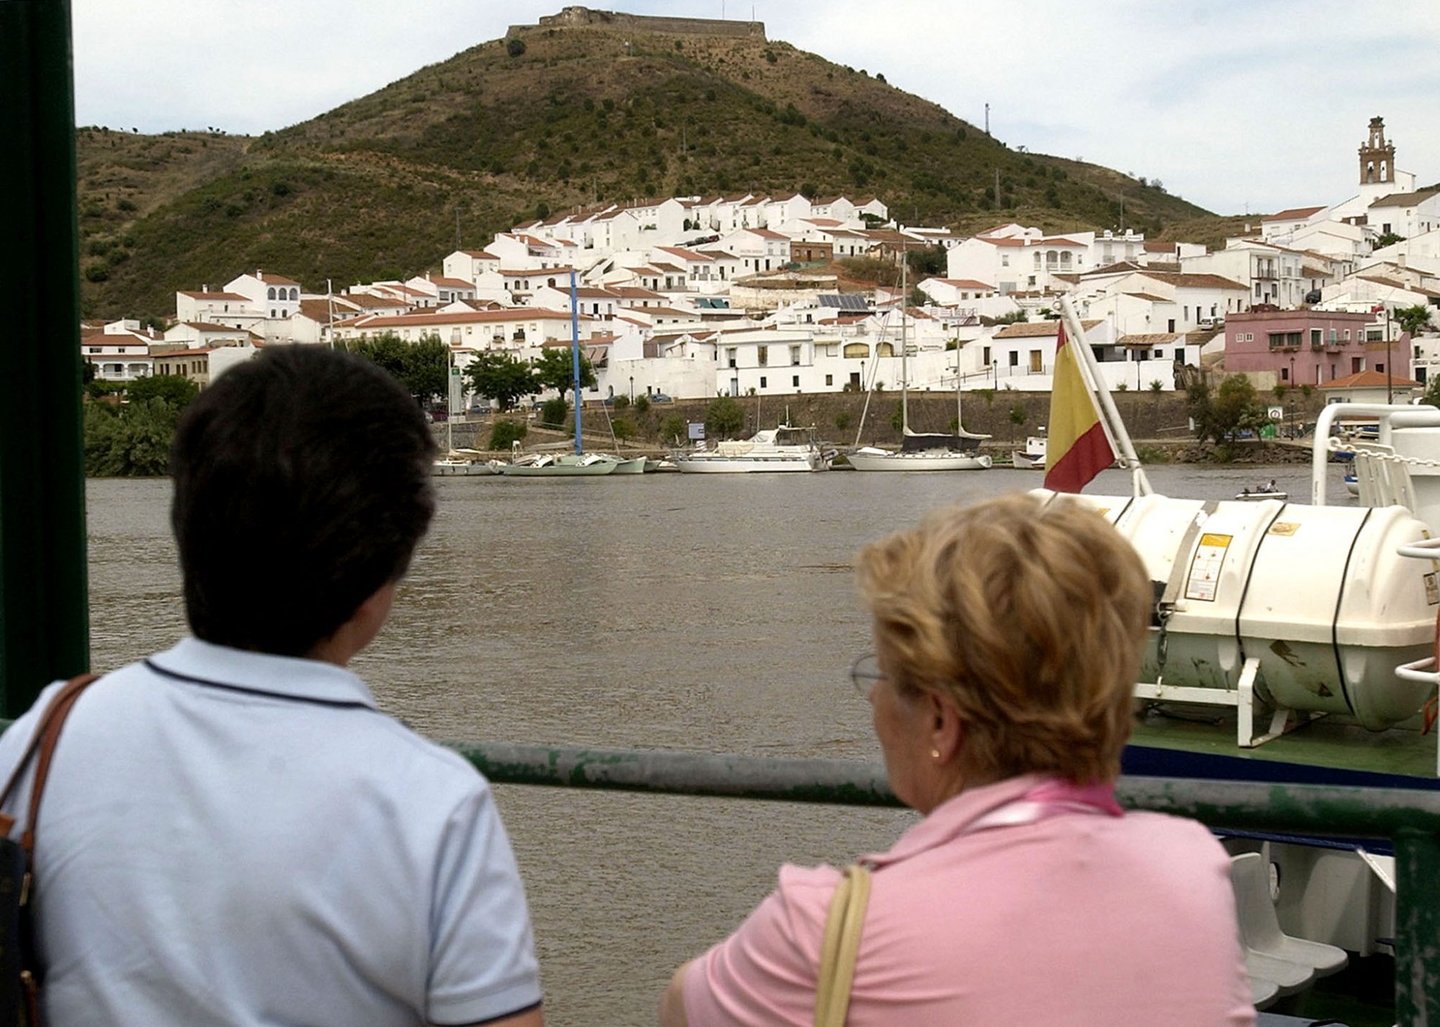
856;492;1151;784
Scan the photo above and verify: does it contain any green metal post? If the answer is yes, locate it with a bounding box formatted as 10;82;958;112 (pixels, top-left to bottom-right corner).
1394;827;1440;1025
0;0;90;715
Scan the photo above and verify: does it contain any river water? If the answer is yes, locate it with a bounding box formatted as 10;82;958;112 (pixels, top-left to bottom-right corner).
84;462;1353;1025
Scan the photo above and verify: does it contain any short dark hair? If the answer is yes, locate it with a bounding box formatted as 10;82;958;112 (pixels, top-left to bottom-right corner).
170;345;437;656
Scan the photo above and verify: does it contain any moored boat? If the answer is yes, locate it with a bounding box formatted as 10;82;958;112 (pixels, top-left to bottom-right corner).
1012;433;1047;469
495;452;618;476
675;424;830;473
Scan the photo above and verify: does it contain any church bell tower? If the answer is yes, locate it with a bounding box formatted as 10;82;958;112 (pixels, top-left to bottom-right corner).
1359;116;1396;185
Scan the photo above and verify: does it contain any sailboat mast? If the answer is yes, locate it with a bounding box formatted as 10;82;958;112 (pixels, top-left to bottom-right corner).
570;269;582;455
899;248;909;435
954;340;963;431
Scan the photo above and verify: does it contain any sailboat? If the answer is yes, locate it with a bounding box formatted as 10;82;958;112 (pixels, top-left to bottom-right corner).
495;270;621;477
848;257;991;472
433;346;495;475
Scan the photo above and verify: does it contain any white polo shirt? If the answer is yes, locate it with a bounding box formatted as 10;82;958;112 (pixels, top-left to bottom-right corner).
0;639;542;1027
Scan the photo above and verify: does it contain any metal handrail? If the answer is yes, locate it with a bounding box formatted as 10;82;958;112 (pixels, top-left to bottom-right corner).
454;740;1440;1023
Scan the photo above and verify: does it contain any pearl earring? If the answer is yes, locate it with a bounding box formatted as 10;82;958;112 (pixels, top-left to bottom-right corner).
931;749;941;760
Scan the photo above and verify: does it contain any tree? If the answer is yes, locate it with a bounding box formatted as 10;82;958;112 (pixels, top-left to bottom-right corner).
705;397;745;439
84;400;180;476
1375;231;1405;249
403;337;450;405
1187;375;1269;445
344;334;449;405
531;348;597;404
126;374;199;409
1396;304;1433;337
465;351;535;411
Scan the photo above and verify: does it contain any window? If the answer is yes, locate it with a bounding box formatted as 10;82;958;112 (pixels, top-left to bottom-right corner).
727;348;737;368
792;375;800;388
1281;367;1290;382
790;345;801;365
267;288;276;300
981;346;991;366
1029;350;1042;372
757;345;768;366
825;374;833;386
1167;319;1176;332
1310;329;1322;347
1008;351;1019;366
759;376;767;388
1001;255;1010;267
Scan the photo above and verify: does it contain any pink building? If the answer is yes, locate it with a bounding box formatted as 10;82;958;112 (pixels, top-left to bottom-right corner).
1223;310;1376;386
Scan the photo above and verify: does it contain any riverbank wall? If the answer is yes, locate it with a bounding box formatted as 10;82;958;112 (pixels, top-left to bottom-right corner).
441;390;1327;465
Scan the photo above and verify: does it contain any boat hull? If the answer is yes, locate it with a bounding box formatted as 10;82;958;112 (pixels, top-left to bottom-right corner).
497;455;618;476
1010;451;1044;470
432;460;495;476
675;455;825;473
848;449;992;472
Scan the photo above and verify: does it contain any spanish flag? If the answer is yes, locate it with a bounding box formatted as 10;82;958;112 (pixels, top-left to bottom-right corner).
1044;321;1116;492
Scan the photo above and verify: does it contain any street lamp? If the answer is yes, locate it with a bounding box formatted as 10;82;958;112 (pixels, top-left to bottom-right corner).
629;376;634;402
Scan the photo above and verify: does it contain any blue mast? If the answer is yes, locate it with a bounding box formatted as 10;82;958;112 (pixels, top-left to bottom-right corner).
570;269;582;455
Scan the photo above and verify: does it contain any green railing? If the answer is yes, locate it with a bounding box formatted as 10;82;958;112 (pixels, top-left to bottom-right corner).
458;741;1440;1024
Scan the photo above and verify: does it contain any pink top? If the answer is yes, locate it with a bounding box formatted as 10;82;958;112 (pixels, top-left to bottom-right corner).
684;774;1255;1026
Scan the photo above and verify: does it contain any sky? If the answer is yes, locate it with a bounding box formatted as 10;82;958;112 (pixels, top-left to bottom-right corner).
71;0;1440;217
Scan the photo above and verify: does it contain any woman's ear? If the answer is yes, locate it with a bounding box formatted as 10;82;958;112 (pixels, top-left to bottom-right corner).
927;691;964;764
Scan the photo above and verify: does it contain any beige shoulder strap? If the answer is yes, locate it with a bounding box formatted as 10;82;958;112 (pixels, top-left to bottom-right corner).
814;863;871;1027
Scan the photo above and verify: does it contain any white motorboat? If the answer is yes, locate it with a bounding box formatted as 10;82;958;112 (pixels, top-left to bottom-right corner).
1012;434;1047;470
1235;481;1287;501
675;424;830;473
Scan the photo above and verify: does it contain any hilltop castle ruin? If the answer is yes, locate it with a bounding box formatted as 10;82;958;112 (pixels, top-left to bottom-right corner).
509;6;765;40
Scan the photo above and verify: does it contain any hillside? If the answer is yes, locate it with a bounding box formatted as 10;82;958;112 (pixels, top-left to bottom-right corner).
76;11;1212;320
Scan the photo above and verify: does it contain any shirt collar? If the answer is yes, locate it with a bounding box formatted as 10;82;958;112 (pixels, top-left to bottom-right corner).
146;638;378;709
862;774;1053;868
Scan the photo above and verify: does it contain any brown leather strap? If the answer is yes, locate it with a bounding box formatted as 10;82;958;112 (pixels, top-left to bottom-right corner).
0;674;100;858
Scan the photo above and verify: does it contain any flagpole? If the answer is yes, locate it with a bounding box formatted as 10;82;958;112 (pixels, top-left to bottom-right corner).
1058;296;1151;496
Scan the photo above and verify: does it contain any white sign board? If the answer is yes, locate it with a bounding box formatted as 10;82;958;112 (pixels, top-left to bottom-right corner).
449;366;464;414
688;422;706;441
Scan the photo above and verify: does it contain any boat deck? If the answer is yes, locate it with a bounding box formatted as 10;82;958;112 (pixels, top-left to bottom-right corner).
1128;704;1437;789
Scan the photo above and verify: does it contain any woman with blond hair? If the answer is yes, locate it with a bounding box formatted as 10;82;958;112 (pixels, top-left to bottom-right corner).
662;493;1253;1026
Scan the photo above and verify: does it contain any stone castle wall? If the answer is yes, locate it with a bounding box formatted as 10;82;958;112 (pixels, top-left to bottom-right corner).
510;6;765;40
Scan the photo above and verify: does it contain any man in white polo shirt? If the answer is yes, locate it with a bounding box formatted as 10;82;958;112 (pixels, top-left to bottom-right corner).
0;346;544;1026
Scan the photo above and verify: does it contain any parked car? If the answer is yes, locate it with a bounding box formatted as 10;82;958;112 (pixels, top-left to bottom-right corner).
650;393;674;404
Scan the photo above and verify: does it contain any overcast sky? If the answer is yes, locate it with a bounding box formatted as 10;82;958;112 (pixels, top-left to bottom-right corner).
72;0;1440;217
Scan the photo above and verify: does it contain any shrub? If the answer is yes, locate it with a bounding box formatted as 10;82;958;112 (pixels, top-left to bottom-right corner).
489;419;527;450
660;414;686;443
613;419;636;441
613;394;631;411
506;37;526;57
540;397;568;426
633;395;650;415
